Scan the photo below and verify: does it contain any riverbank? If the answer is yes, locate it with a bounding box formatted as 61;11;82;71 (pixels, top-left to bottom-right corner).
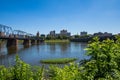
45;39;69;43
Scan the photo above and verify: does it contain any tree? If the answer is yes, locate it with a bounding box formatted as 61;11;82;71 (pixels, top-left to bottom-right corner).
80;36;120;80
74;35;80;38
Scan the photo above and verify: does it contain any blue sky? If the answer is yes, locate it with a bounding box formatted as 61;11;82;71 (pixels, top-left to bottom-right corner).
0;0;120;35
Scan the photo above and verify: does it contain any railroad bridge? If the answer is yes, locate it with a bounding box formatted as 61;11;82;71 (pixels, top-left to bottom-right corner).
0;24;44;47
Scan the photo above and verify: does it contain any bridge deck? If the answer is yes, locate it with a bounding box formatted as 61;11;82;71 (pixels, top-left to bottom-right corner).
0;37;44;41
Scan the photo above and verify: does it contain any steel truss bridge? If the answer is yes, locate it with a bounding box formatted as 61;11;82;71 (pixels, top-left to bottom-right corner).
0;24;44;47
0;24;34;38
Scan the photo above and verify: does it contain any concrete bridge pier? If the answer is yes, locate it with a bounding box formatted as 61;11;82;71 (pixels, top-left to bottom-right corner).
7;39;18;47
31;40;36;45
23;39;30;46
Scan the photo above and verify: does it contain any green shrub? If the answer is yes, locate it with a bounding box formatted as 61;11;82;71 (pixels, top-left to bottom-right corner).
40;58;77;64
0;55;44;80
0;66;13;80
81;36;120;80
48;63;82;80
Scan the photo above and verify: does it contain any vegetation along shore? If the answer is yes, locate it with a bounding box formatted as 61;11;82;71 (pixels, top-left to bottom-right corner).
45;39;69;43
40;58;77;64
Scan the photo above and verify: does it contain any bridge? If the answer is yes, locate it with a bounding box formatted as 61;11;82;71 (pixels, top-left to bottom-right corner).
0;24;44;47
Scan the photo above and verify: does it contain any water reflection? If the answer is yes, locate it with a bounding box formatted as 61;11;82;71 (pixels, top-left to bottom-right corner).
0;43;2;52
47;43;56;53
7;46;18;54
0;42;89;66
81;43;87;49
46;42;70;53
36;45;40;53
24;45;30;48
59;43;69;53
0;42;7;56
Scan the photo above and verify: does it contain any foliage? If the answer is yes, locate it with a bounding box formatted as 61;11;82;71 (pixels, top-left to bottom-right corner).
56;35;68;40
46;35;55;40
79;35;90;38
0;66;13;80
40;58;77;64
0;55;44;80
48;63;82;80
74;35;80;38
45;39;69;43
73;34;90;39
81;36;120;80
45;35;69;40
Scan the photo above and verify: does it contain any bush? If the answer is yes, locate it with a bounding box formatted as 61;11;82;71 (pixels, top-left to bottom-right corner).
48;63;82;80
0;55;44;80
81;36;120;80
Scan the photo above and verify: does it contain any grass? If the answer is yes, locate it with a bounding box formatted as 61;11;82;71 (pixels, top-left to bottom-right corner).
40;58;77;64
45;39;69;43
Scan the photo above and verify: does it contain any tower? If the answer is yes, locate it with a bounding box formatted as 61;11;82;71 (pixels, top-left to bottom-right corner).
36;31;40;38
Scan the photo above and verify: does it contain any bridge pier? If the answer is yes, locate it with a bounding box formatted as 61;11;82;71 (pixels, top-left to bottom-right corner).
31;40;36;45
23;39;30;46
7;39;18;47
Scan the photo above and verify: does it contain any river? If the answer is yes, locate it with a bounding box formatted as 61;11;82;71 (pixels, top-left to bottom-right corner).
0;42;90;67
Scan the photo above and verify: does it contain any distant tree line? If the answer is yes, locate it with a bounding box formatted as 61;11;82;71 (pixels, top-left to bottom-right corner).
40;35;70;40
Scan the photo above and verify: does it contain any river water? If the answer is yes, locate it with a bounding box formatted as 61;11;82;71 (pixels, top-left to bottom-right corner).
0;42;89;67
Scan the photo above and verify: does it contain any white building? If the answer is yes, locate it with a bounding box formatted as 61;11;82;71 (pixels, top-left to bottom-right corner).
60;29;71;37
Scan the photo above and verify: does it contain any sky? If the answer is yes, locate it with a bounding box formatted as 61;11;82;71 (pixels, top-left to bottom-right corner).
0;0;120;35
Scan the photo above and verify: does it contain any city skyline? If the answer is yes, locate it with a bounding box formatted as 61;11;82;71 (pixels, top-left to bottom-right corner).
0;0;120;35
0;23;119;36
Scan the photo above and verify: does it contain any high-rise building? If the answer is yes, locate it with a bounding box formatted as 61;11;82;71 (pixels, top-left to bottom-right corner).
60;29;71;37
36;31;40;38
50;30;56;37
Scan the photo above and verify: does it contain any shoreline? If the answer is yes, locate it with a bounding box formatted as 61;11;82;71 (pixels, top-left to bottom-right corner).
45;39;69;43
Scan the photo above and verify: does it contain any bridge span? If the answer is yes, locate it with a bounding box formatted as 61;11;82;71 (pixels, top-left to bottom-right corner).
0;24;44;47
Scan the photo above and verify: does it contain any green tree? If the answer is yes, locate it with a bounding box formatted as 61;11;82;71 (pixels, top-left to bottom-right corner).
81;36;120;80
74;35;80;38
